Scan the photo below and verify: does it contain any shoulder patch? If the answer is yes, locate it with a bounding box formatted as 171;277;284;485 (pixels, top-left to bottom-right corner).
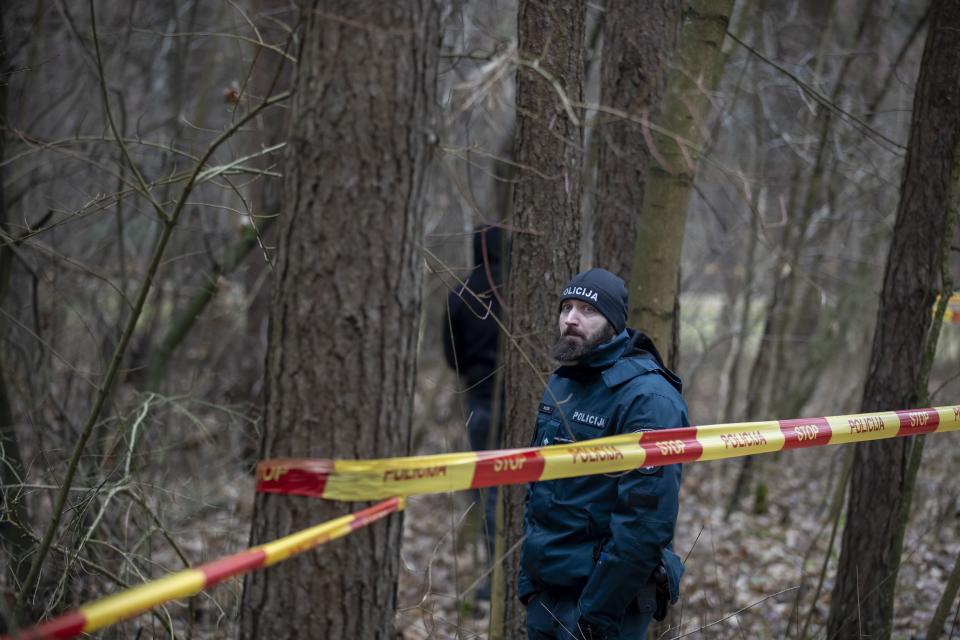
538;403;555;415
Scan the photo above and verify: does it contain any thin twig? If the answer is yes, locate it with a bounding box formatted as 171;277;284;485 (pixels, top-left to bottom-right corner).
129;28;296;62
726;31;906;155
672;587;800;638
90;2;168;223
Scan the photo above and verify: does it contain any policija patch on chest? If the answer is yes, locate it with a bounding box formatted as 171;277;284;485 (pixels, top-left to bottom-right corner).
570;410;608;429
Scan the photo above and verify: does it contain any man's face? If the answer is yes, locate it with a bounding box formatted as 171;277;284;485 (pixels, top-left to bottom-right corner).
551;299;614;363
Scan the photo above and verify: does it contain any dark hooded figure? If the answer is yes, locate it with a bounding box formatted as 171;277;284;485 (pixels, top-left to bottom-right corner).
442;225;504;588
443;225;503;411
518;268;687;639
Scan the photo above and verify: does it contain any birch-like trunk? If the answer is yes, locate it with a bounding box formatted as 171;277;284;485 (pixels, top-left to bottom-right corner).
626;0;733;367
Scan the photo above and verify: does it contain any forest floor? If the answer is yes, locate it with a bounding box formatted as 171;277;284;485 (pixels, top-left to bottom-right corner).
24;362;957;639
394;365;960;639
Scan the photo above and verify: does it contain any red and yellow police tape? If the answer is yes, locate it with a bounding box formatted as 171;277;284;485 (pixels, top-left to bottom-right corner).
4;497;403;640
10;404;960;639
257;406;960;501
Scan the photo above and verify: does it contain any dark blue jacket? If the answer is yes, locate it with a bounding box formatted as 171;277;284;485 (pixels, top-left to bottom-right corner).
518;329;688;634
442;226;503;397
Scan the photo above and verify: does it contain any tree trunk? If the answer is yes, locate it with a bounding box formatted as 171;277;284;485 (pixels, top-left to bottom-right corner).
489;3;584;639
826;2;960;637
239;2;438;638
591;0;682;277
626;0;733;367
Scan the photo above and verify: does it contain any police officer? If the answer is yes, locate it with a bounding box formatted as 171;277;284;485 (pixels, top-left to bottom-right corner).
442;225;504;458
443;225;505;595
518;268;688;639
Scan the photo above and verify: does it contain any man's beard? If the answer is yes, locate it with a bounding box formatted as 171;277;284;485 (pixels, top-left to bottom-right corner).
551;324;617;364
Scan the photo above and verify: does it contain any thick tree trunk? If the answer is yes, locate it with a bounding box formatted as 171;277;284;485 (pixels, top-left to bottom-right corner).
239;2;438;638
826;2;960;637
626;0;733;367
592;0;681;277
489;3;584;639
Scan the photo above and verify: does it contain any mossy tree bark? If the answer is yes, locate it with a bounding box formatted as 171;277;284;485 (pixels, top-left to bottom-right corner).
626;0;733;367
592;0;682;278
239;2;438;638
827;1;960;637
489;3;584;639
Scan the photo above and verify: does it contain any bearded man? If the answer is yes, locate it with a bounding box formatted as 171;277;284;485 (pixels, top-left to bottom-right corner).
517;268;688;639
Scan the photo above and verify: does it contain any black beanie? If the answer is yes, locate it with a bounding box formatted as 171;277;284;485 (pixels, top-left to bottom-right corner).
559;268;629;333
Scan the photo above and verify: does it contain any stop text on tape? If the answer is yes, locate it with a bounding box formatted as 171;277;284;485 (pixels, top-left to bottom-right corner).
256;406;960;501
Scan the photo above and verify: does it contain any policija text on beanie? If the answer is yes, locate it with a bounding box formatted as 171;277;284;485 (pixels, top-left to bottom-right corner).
559;268;629;334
